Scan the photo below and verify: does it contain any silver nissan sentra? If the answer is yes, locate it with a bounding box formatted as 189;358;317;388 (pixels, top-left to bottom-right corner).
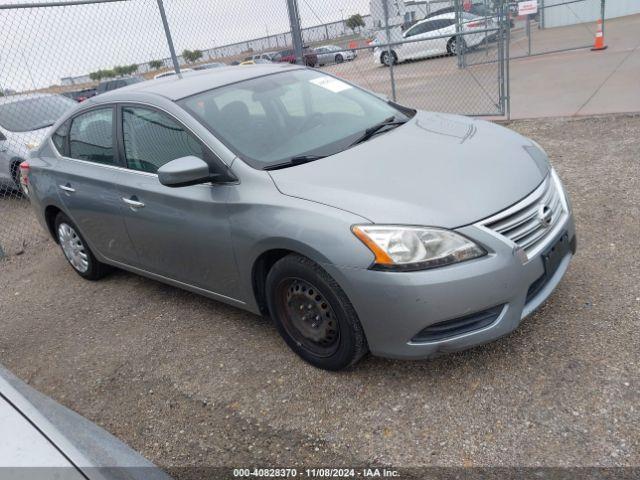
24;64;576;370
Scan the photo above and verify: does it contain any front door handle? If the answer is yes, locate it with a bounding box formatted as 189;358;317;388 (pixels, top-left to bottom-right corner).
122;197;145;209
59;185;76;193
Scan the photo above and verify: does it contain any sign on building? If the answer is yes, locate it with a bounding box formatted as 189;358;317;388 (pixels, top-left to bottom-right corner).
518;0;538;16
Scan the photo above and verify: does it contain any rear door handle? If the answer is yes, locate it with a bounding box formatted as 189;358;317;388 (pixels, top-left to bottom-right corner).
122;197;145;209
59;185;75;193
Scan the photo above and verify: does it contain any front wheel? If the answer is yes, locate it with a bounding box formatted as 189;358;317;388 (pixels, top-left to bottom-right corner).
335;54;344;64
265;254;368;370
55;212;111;280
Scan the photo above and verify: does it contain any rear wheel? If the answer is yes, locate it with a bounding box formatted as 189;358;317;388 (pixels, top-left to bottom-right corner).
380;50;397;67
55;212;111;280
447;36;466;54
265;254;368;370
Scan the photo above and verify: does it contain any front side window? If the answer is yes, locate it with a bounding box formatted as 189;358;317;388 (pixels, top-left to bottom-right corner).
180;70;411;169
69;108;115;165
122;106;204;174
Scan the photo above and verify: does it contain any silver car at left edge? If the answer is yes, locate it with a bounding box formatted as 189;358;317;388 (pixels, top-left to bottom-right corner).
0;364;171;479
24;64;576;370
0;93;76;192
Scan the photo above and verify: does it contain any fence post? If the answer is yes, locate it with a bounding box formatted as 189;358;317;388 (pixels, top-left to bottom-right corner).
600;0;606;37
454;0;463;69
156;0;181;76
381;0;396;101
526;12;531;56
286;0;304;65
505;2;511;121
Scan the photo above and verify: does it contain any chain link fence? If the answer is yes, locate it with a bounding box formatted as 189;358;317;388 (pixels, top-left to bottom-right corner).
0;0;511;259
508;0;604;59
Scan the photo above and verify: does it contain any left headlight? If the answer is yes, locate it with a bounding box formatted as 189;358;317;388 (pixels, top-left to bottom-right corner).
352;225;486;271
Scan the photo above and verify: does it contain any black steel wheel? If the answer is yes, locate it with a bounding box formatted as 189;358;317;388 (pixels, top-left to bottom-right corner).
265;254;368;370
276;277;340;357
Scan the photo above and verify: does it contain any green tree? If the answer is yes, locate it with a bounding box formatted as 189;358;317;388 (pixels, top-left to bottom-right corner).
182;49;203;64
148;60;163;70
345;14;365;34
89;69;116;81
112;64;138;77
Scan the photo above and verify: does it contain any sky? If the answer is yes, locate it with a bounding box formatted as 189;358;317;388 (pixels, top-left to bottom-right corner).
0;0;371;90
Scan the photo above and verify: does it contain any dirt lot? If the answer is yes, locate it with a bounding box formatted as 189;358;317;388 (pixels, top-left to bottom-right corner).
0;114;639;476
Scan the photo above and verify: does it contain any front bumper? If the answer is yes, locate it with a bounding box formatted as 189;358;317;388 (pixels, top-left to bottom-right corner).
325;212;576;359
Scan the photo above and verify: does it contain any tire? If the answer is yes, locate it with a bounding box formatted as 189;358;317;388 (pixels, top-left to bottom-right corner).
335;54;344;64
447;36;466;55
265;254;368;371
380;50;397;67
54;212;111;281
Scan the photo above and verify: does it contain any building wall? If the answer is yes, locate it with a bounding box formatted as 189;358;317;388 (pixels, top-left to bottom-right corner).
543;0;640;28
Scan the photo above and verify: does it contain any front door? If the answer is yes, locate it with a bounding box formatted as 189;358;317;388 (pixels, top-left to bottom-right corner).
115;105;239;299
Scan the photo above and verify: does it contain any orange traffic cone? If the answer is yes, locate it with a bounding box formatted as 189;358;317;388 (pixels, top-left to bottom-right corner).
591;19;607;51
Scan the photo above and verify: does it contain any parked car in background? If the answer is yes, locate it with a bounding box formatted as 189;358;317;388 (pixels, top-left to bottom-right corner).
96;76;143;95
25;65;575;371
0;364;171;479
375;12;494;65
273;48;318;67
314;45;356;66
425;2;513;27
245;52;277;62
61;87;97;103
194;62;226;70
0;93;76;193
239;58;272;65
153;68;194;79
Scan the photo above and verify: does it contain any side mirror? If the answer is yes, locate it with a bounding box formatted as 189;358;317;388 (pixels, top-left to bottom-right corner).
0;131;6;141
158;156;212;188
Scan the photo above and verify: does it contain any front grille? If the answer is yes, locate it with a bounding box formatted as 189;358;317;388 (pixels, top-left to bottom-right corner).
411;305;504;343
481;174;566;258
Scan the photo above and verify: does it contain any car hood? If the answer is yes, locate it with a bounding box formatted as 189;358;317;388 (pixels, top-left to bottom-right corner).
4;126;51;155
269;112;547;228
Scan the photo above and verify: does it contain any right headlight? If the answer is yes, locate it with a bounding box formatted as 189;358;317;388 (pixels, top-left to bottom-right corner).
352;225;486;271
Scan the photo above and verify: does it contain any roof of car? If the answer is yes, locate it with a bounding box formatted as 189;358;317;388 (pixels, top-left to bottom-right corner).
0;92;60;105
93;63;301;102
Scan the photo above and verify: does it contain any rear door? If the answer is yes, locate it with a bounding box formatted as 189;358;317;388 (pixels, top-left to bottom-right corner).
114;104;240;299
403;21;440;59
430;18;457;54
52;106;137;264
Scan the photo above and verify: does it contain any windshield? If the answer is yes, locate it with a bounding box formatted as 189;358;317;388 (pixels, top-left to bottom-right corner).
0;95;76;132
179;70;411;169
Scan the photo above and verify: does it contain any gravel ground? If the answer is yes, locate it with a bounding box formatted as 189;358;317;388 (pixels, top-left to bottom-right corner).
0;114;638;476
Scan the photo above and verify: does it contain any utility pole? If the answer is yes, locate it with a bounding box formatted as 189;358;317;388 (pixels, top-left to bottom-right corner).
286;0;305;64
156;0;181;76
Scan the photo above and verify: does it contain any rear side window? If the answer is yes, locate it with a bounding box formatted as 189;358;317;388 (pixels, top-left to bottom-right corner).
437;19;456;29
122;106;204;174
69;108;115;165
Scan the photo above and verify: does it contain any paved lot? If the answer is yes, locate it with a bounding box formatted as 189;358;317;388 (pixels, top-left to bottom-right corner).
323;13;640;119
0;114;639;476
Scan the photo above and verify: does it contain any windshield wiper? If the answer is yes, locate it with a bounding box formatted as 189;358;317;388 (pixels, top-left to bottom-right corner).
263;154;327;171
350;116;407;147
